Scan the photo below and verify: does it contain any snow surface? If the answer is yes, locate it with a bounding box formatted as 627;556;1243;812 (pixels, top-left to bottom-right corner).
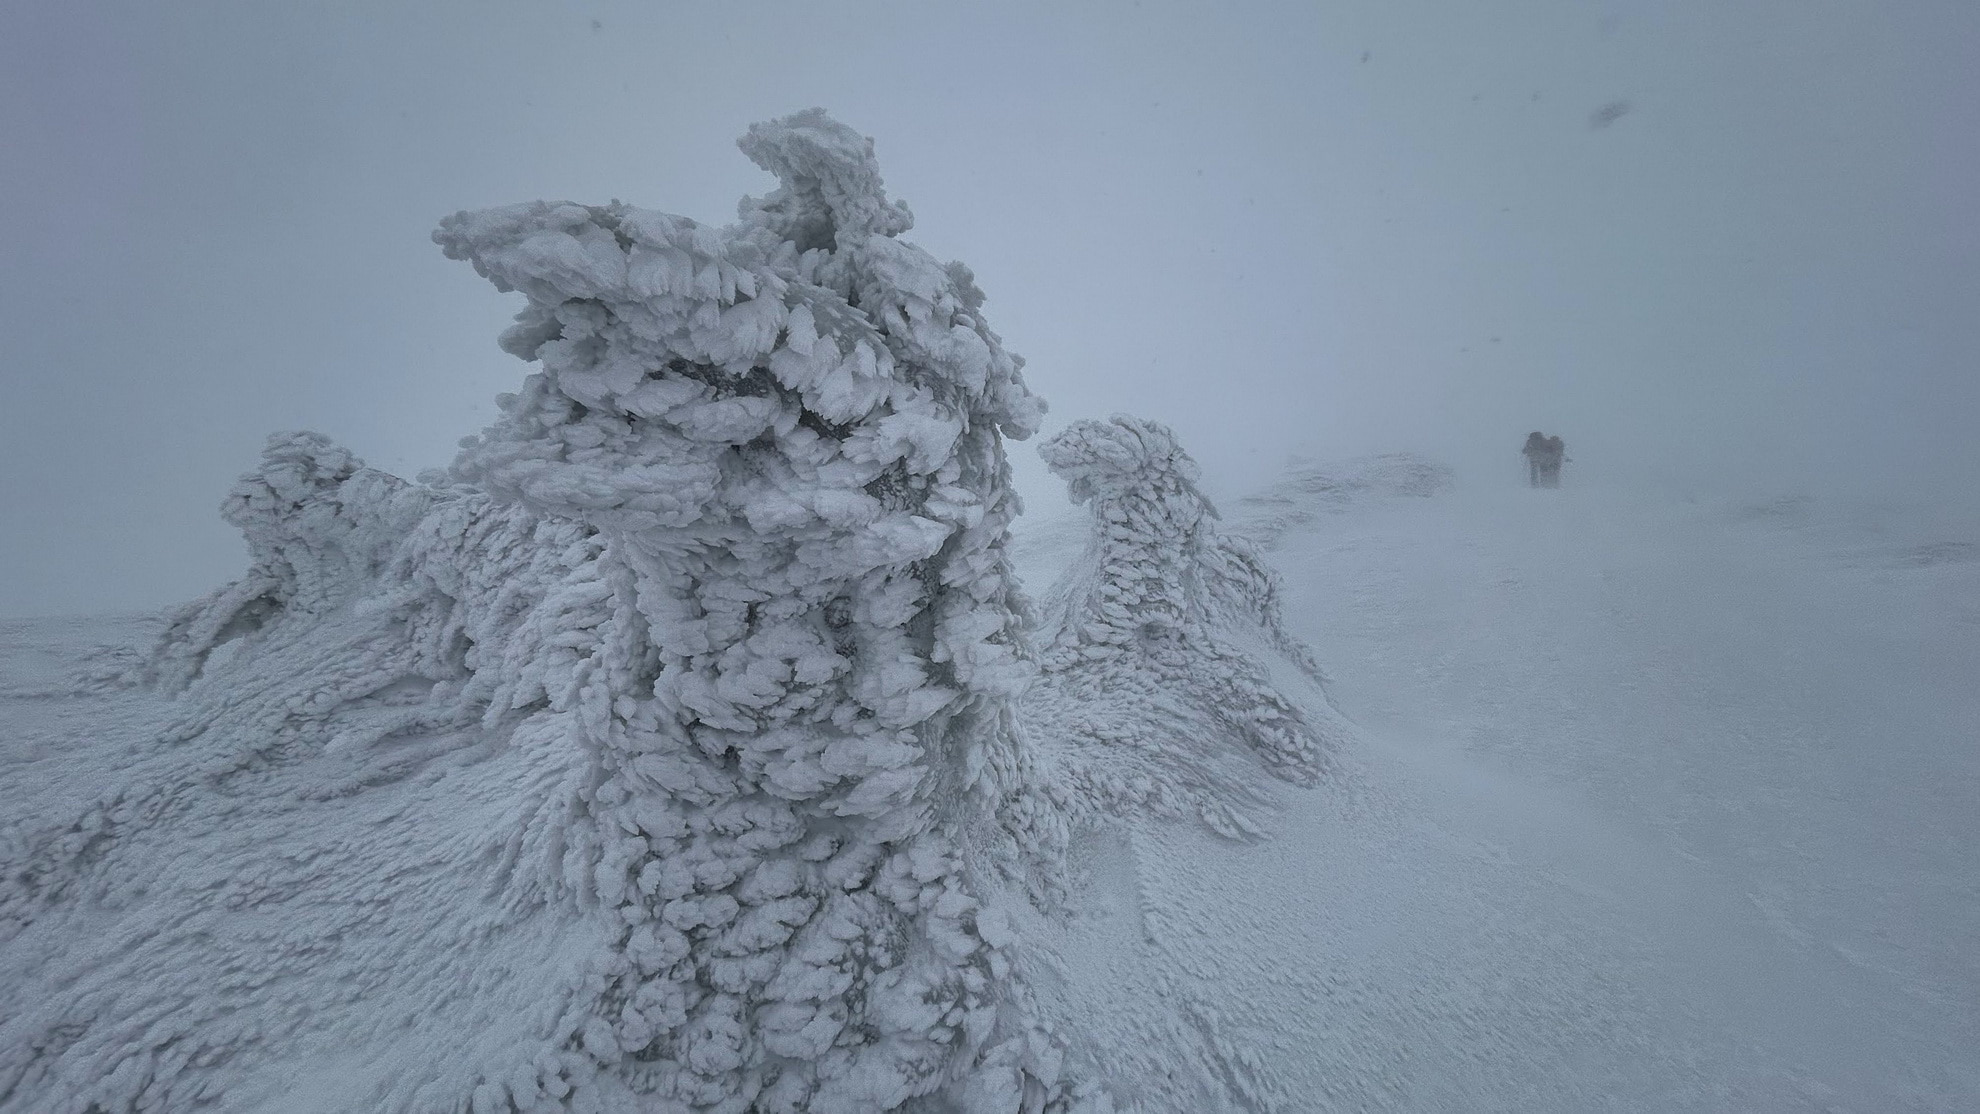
8;463;1979;1110
1021;469;1980;1112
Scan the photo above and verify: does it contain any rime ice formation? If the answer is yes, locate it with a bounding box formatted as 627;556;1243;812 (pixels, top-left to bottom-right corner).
1025;416;1345;838
424;107;1073;1114
0;116;1345;1114
0;110;1084;1114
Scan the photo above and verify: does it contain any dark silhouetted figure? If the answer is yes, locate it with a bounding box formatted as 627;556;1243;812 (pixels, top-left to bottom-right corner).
1522;432;1548;487
1541;435;1566;487
1522;432;1567;488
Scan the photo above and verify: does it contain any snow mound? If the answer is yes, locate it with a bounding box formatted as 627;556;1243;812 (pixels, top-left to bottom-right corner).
1024;416;1348;839
1228;451;1452;548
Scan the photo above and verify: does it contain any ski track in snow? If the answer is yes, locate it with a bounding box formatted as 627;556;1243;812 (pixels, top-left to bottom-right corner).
9;463;1975;1110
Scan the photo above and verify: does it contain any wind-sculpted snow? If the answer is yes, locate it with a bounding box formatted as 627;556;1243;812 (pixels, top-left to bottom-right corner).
0;426;665;1108
1025;416;1346;839
140;431;440;693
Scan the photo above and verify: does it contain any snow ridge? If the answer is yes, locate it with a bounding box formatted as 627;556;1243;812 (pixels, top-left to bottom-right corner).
1026;416;1345;839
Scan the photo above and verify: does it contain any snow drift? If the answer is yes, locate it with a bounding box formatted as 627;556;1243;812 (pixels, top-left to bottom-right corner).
0;112;1340;1113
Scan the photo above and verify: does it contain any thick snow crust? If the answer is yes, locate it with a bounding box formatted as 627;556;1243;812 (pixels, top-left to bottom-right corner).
1226;452;1452;550
1018;474;1980;1111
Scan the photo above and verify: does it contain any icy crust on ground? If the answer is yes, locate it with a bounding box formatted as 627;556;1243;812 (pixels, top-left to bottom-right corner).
1025;416;1346;839
1229;452;1453;549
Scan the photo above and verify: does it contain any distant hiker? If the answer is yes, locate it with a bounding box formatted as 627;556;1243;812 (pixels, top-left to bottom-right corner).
1539;435;1567;487
1522;432;1548;487
1521;432;1568;488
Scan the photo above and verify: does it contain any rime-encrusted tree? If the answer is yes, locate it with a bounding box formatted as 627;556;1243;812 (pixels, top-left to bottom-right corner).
425;109;1068;1112
1025;415;1343;838
1;111;1076;1114
1;433;623;1114
0;114;1353;1114
140;431;438;692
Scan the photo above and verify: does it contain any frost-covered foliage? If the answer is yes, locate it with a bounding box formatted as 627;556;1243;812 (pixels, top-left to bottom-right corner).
0;113;1350;1114
1024;416;1345;838
1;432;626;1113
140;431;438;692
1;110;1080;1114
424;106;1073;1114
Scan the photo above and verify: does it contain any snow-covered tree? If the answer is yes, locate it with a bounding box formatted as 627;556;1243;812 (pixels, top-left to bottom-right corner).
1025;415;1343;838
2;110;1075;1114
0;114;1345;1114
425;106;1070;1113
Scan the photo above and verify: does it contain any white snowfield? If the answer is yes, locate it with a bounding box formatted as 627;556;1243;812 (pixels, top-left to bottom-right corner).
4;110;1978;1112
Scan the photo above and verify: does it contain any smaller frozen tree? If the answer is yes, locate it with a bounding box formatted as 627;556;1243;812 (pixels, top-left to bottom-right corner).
141;431;437;692
1026;415;1343;838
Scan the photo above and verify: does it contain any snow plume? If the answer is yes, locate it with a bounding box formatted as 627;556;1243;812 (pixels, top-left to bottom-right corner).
1025;416;1345;839
2;110;1081;1113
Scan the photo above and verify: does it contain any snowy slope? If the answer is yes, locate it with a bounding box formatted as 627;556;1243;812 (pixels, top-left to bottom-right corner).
1007;462;1980;1111
7;462;1975;1110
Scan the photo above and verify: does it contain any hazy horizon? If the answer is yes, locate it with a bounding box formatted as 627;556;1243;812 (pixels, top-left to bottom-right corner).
5;0;1977;618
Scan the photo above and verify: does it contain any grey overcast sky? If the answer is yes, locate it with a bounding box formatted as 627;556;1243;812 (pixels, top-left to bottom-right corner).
3;0;1977;618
